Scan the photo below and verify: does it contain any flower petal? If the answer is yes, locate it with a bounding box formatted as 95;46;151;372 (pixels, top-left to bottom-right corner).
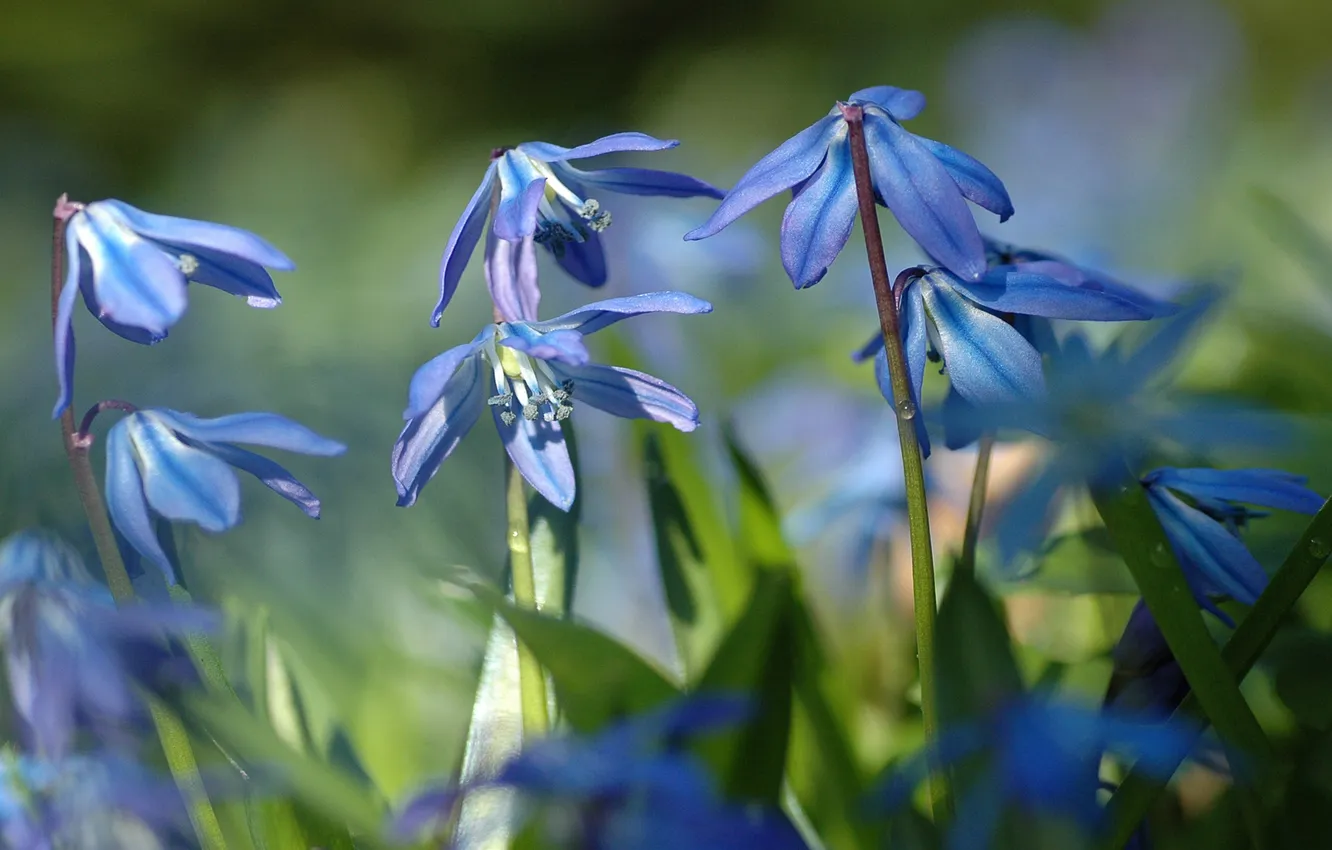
433;161;498;326
1144;468;1323;515
874;346;930;457
847;86;926;121
922;279;1045;404
913;137;1013;222
554;163;724;199
518;132;678;163
404;337;489;420
1122;287;1220;389
547;362;699;431
852;331;883;363
127;413;241;532
104;422;175;582
77;261;166;344
205;442;325;519
486;232;540;323
493;153;546;241
172;243;282;307
151;410;347;456
51;233;83;418
941;385;983;451
863;111;986;281
685;114;842;241
779;129;858;288
97;200;294;270
494;407;575;511
949;269;1153;320
393;356;487;507
1146;487;1268;605
548;208;609;287
995;462;1065;570
532;291;713;336
1011;259;1178;318
74;208;188;336
500;326;590;366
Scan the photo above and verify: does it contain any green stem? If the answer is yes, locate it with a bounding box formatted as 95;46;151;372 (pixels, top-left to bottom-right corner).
1103;496;1332;848
842;105;945;818
506;459;550;738
50;200;227;850
957;435;995;580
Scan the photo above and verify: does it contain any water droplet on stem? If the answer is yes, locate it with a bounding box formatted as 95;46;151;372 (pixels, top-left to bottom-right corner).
895;399;917;421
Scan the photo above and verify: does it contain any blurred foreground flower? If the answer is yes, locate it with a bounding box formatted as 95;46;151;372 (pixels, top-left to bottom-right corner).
103;409;346;582
394;292;710;511
686;85;1011;286
52;197;294;417
391;697;804;849
871;697;1199;850
434;133;723;322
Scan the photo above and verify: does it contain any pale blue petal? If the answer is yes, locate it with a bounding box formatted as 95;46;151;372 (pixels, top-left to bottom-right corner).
914;138;1013;221
922;279;1045;404
1011;259;1178;318
78;260;166;344
780;132;858;288
554;162;724;199
863;111;986;281
494;152;546;241
685;115;842;240
403;332;493;420
995;462;1065;570
74;208;188;336
950;269;1153;320
518;132;678;163
941;386;983;451
1145;467;1323;515
1122;287;1220;389
1146;487;1267;605
152;410;347;457
99;200;294;270
172;243;282;307
874;346;930;457
127;414;241;532
393;356;488;507
104;422;175;582
51;233;82;418
389;786;462;842
532;291;713;335
494;407;575;511
433;161;498;326
205;442;324;519
500;326;590;366
547;362;699;431
485;231;540;322
848;86;926;121
852;331;883;363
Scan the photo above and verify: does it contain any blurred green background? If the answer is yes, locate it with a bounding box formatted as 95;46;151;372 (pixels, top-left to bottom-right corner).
3;0;1332;818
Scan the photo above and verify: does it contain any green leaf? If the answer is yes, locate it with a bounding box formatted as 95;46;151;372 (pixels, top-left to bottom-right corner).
1251;188;1332;288
724;422;796;572
1004;529;1138;596
694;568;797;804
936;565;1023;728
529;420;581;618
472;585;682;733
1270;629;1332;731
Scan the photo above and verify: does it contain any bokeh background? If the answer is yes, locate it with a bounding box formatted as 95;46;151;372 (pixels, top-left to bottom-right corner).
4;0;1332;827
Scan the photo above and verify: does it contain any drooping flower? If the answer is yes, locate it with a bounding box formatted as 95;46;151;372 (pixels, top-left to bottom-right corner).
52;198;295;417
872;697;1200;850
1142;467;1323;618
393;291;711;511
432;133;723;324
685;86;1012;287
103;410;346;582
390;696;805;849
0;531;217;758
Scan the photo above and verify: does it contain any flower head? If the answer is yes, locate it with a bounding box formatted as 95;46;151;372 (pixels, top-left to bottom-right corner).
394;291;711;511
686;86;1012;287
433;133;723;324
103;409;346;582
52;198;294;417
1142;467;1323;617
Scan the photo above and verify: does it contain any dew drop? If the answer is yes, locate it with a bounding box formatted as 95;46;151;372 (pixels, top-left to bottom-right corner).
1309;538;1330;560
1149;542;1170;568
895;399;917;421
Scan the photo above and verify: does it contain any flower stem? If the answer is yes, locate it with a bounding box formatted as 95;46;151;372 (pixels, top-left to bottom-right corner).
842;107;946;818
505;459;550;738
50;199;227;850
957;435;995;580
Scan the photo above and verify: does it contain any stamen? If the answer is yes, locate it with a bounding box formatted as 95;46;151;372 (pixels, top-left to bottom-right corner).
177;253;200;275
534;222;576;257
487;393;513;407
578;199;612;232
500;410;517;426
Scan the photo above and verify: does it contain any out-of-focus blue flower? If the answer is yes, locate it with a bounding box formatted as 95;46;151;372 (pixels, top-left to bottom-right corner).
0;531;217;759
872;697;1199;850
1106;601;1187;716
103;410;346;583
52;199;294;417
433;133;723;323
685;86;1012;287
1142;467;1323;618
1;751;190;849
390;696;805;849
394;291;710;512
853;264;1158;456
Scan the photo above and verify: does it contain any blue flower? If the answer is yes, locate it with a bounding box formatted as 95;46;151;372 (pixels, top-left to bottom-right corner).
685;85;1012;287
390;697;804;849
872;697;1200;850
0;531;217;759
433;133;724;324
1106;601;1187;716
52;199;295;417
853;264;1160;456
394;291;711;511
103;410;346;583
1142;467;1324;618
